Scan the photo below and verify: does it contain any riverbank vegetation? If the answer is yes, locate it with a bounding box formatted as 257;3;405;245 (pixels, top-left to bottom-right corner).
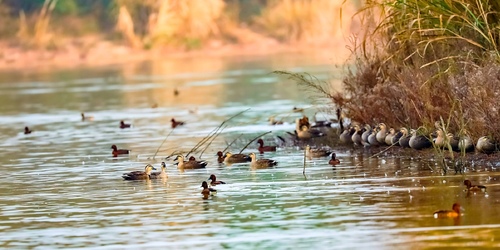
332;0;500;143
0;0;358;50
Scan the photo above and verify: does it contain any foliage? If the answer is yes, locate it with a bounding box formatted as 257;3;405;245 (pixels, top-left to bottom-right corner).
334;0;500;142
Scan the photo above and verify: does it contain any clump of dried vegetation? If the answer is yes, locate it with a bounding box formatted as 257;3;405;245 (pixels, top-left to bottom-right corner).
334;0;500;142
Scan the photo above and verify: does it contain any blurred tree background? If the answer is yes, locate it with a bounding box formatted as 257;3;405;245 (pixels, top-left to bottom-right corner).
0;0;360;50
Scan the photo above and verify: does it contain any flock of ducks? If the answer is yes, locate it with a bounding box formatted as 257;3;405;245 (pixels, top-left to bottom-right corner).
26;108;491;217
338;122;499;154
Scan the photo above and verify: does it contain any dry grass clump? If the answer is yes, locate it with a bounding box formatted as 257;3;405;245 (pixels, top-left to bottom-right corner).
332;0;500;142
116;0;226;49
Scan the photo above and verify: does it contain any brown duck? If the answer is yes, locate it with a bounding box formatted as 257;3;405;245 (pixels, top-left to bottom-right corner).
122;164;156;180
175;155;207;169
249;152;277;169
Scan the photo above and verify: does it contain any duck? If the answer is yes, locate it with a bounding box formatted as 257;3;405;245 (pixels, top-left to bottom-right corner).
339;127;354;144
391;128;402;146
368;127;380;146
409;128;432;150
398;127;411;148
268;116;284;125
201;181;217;198
257;139;277;153
175;155;207;169
208;174;226;185
463;179;486;192
361;124;372;146
433;129;446;148
447;133;460;151
216;151;226;163
376;123;388;144
295;119;324;140
329;153;340;166
150;162;167;179
433;203;461;218
457;131;474;153
171;118;185;128
305;145;332;158
81;113;94;121
224;152;252;164
111;144;130;157
476;136;497;154
385;127;396;146
292;107;304;112
122;164;156;180
120;120;131;129
249;152;277;168
351;125;363;146
24;126;32;134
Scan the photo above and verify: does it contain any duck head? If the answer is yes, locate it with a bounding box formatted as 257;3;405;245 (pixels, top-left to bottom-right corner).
208;174;216;181
201;181;209;189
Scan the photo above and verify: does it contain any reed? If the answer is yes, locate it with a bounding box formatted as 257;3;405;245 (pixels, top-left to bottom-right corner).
333;0;500;142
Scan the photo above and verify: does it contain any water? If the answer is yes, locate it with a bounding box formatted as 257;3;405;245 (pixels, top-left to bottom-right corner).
0;52;499;249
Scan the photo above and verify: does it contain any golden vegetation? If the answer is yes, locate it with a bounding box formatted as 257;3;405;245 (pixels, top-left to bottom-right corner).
332;0;500;141
0;0;357;50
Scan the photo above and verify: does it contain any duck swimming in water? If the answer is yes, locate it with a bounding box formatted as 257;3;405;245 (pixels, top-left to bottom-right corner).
120;120;131;129
150;162;167;179
257;139;277;153
201;181;217;198
249;152;277;169
24;126;32;134
433;203;461;219
111;144;130;157
224;152;252;164
463;179;486;192
175;155;207;169
208;174;226;185
305;145;332;158
122;164;156;181
329;153;340;166
171;118;185;128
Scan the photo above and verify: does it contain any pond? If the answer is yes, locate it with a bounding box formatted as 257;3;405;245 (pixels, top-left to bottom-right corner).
0;52;499;249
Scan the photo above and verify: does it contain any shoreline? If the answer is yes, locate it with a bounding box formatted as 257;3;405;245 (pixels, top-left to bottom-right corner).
0;39;350;73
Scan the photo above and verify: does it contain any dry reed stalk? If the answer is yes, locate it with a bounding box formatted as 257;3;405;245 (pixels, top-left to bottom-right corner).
33;0;57;48
116;5;142;48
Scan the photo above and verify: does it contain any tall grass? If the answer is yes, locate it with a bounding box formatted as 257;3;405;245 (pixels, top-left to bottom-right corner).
115;0;225;49
332;0;500;142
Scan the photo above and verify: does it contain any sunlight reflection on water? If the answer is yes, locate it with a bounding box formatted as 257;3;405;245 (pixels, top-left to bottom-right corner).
0;53;499;249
